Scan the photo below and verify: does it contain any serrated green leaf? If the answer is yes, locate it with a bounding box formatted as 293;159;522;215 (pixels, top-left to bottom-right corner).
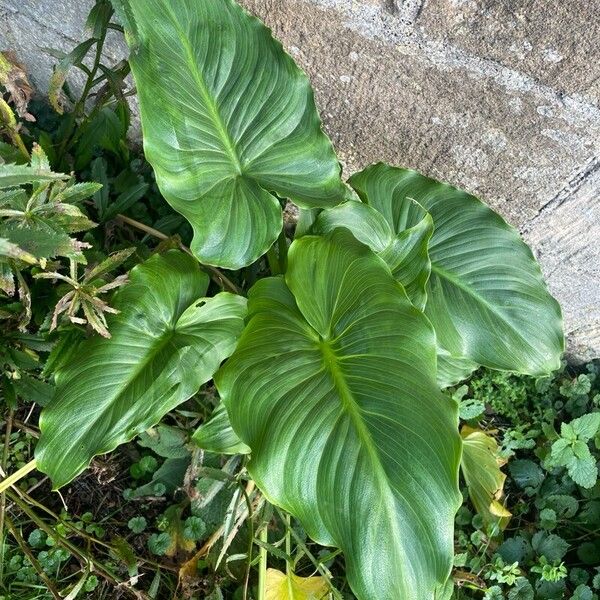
216;230;461;599
12;374;54;407
567;449;598;489
551;438;573;464
53;182;103;204
115;0;345;268
509;459;545;491
35;251;247;488
0;218;87;262
542;495;579;520
0;163;68;188
36;202;96;233
347;163;564;388
0;238;36;265
532;532;569;562
572;413;600;442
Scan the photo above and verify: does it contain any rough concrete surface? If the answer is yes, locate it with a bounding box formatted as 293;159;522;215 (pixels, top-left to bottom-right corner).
0;0;598;360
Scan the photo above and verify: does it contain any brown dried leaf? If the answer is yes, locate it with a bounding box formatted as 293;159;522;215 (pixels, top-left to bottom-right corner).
0;52;35;122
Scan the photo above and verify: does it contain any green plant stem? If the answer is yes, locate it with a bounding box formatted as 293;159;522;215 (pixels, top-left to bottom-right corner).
241;473;255;600
116;214;242;294
0;458;37;493
275;506;343;600
266;245;280;275
258;521;268;600
277;229;288;273
0;408;14;584
285;512;291;575
266;230;288;275
56;27;108;165
11;128;30;161
4;513;62;600
10;484;112;550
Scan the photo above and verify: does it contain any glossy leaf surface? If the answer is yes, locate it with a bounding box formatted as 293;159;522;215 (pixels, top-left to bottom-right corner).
216;231;461;600
348;163;564;387
36;251;246;488
114;0;344;269
312;199;432;310
192;402;250;455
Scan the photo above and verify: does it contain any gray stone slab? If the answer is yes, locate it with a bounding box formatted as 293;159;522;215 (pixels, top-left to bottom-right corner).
242;0;600;229
523;163;600;361
0;0;126;92
416;0;600;106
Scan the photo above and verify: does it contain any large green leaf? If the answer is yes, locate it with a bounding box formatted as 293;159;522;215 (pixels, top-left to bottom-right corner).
216;230;461;599
347;163;564;387
35;251;247;489
311;199;433;310
113;0;344;269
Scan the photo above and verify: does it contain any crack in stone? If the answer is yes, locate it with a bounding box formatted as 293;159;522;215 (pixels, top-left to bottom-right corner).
522;156;600;232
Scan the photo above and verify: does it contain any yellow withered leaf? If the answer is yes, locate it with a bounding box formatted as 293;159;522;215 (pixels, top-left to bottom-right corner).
265;568;329;600
460;426;512;529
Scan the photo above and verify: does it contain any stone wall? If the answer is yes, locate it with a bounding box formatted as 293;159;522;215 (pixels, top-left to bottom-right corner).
1;0;599;360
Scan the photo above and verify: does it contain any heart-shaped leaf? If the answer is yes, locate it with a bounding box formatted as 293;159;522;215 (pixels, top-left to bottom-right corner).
35;251;247;488
216;230;461;599
312;199;432;310
347;163;564;387
114;0;345;269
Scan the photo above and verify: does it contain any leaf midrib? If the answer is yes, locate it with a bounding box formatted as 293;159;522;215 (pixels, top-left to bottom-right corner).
429;262;537;354
160;3;243;176
319;341;402;556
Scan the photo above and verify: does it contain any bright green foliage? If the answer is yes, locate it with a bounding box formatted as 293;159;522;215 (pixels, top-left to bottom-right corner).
312;198;433;310
216;230;462;599
84;575;99;592
550;414;600;488
0;0;571;597
453;363;600;600
334;163;565;387
35;251;247;488
0;146;98;270
113;0;345;269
